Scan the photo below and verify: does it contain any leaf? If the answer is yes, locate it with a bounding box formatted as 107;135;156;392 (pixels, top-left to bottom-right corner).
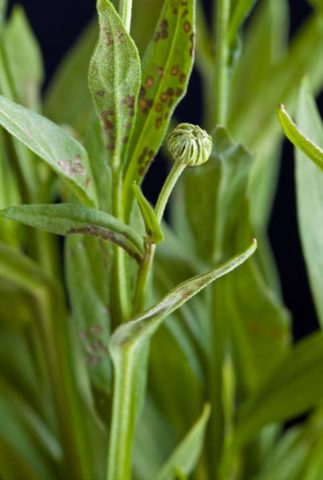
88;0;141;170
228;0;258;48
84;110;112;212
66;236;112;393
107;240;256;479
155;404;210;480
132;182;164;243
44;19;98;133
293;79;323;325
123;0;195;210
3;6;43;110
1;203;144;261
235;332;323;446
0;95;96;205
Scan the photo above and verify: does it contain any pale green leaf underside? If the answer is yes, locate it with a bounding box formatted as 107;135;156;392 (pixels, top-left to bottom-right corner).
0;95;96;205
294;79;323;326
89;0;141;169
156;404;210;480
1;203;144;261
278;103;323;171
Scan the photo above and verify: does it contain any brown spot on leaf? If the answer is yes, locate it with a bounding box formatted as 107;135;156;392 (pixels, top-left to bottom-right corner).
171;65;179;76
155;103;162;112
175;88;183;97
157;67;164;77
154;19;168;41
139;97;153;114
160;92;168;102
179;73;186;84
145;76;154;88
96;90;105;97
183;21;191;33
155;118;162;129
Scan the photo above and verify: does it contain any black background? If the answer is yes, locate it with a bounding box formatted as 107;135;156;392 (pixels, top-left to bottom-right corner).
6;0;319;340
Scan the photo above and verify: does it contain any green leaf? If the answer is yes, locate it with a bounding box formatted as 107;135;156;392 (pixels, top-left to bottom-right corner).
44;19;98;133
228;0;258;47
1;203;144;262
123;0;196;209
278;103;323;171
156;404;210;480
107;240;256;480
3;6;43;110
132;182;164;243
235;332;323;446
0;95;96;205
292;79;323;325
88;0;141;170
84;110;112;212
66;235;112;393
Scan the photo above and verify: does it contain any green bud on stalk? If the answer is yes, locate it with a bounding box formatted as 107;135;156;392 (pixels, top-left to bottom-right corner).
167;123;213;166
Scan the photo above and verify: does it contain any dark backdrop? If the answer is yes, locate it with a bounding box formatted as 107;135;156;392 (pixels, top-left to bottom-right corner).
6;0;318;341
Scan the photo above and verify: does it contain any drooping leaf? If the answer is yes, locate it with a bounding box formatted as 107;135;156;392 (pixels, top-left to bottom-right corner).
107;240;256;479
156;404;210;480
1;203;144;261
44;19;98;133
0;95;96;205
235;332;323;446
3;6;43;110
123;0;196;211
88;0;141;170
66;235;112;393
132;182;164;243
279;103;323;171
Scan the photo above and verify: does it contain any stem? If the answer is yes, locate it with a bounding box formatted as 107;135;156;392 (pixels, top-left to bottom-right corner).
119;0;133;32
112;169;130;323
213;0;231;125
132;162;186;314
155;162;186;223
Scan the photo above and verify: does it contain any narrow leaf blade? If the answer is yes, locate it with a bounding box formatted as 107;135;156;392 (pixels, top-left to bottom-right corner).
133;182;164;243
88;0;141;169
1;203;144;261
156;404;211;480
0;95;96;205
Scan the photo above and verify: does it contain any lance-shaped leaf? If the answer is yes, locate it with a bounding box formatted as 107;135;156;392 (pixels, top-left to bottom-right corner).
235;332;323;447
66;236;112;393
0;95;96;205
1;203;144;262
228;0;258;48
107;240;256;480
133;182;164;243
123;0;195;208
278;102;323;171
3;6;44;110
292;79;323;325
88;0;141;170
156;404;210;480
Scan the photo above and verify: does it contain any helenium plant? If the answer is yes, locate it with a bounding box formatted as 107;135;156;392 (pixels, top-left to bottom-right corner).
1;0;323;479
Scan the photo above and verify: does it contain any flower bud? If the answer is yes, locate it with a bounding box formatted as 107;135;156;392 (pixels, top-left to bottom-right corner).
167;123;212;166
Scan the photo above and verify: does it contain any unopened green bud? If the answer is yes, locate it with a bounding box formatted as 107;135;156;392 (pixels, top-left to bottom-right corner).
167;123;212;166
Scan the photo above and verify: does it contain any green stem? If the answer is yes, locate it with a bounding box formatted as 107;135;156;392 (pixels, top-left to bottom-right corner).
119;0;133;32
112;169;130;323
213;0;231;125
132;162;186;314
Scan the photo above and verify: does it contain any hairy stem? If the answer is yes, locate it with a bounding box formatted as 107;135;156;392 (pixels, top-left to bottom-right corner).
213;0;231;125
132;162;186;314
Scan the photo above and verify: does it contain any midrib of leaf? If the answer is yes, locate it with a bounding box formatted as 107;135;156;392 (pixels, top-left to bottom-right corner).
124;4;186;195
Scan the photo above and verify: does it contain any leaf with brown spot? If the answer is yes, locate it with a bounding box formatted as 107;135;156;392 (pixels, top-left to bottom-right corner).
0;95;96;206
88;0;141;170
0;203;144;261
123;0;196;212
